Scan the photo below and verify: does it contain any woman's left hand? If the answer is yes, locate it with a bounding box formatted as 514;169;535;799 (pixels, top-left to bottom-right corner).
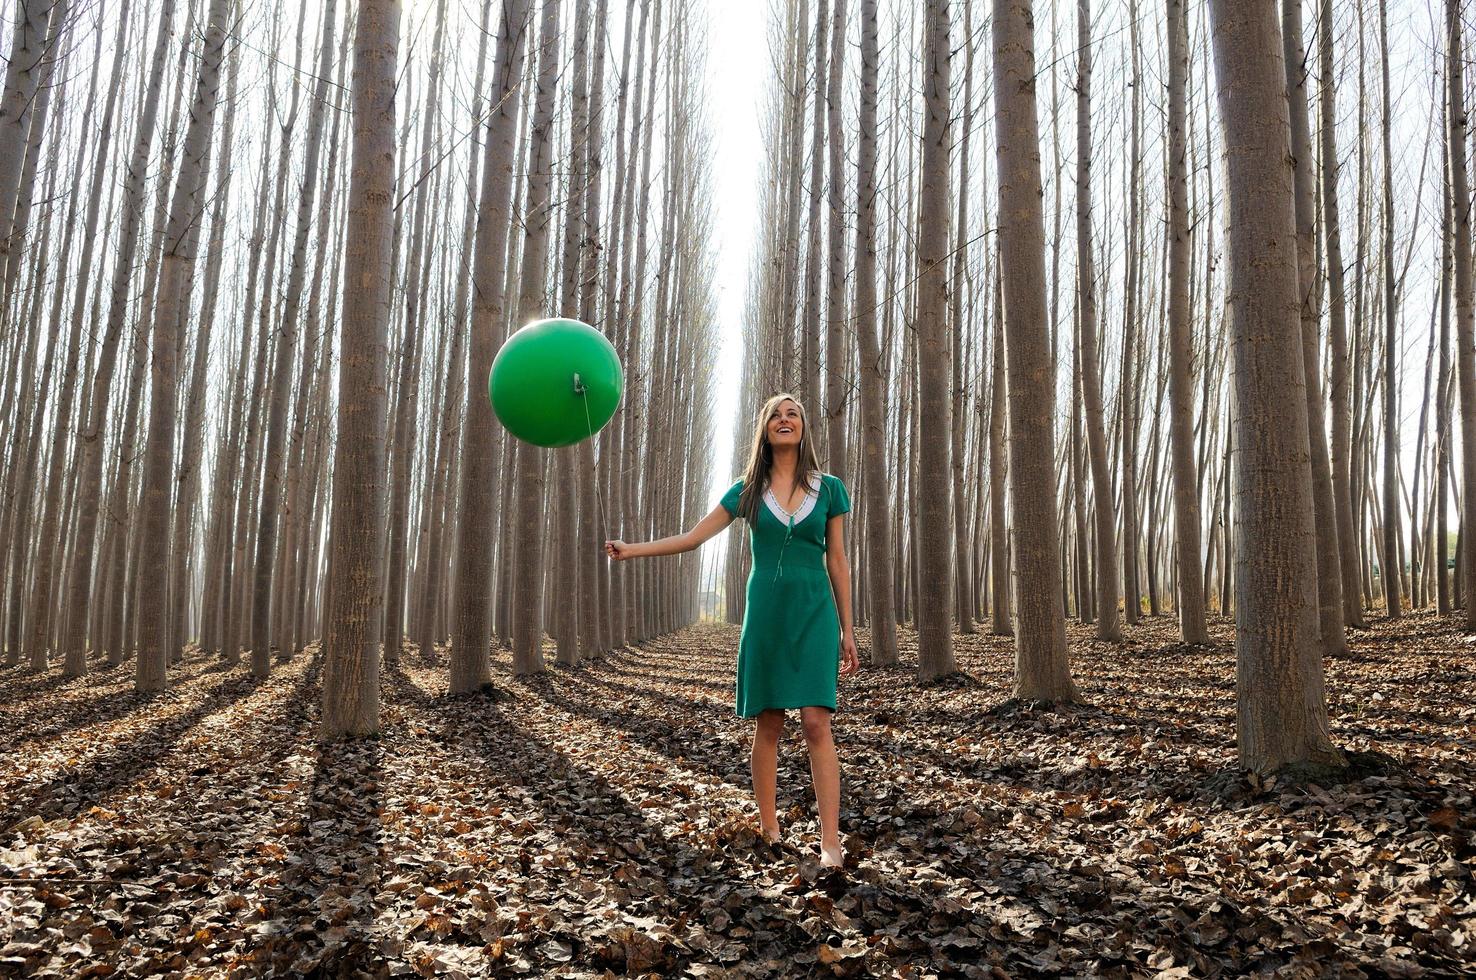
839;631;859;678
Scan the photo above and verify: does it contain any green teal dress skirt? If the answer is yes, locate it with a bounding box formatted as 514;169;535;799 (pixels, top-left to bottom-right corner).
720;473;851;717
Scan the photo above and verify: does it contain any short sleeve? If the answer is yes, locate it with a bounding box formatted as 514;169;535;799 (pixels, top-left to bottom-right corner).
826;475;851;518
719;479;744;518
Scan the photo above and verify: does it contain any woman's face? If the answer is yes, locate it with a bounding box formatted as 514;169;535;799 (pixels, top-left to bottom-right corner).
766;400;803;450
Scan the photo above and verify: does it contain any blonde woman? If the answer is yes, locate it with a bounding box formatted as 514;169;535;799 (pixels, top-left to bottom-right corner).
605;393;858;867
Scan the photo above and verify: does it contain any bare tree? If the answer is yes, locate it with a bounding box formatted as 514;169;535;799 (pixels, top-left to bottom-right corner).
0;0;60;287
800;0;828;414
508;0;562;674
1208;0;1343;773
823;0;848;485
1376;0;1400;619
243;0;343;678
950;0;975;636
991;0;1076;702
320;0;401;739
448;0;533;693
1435;134;1452;615
135;0;234;691
851;0;896;666
1164;0;1207;644
1283;0;1346;653
988;283;1011;636
384;0;448;666
1449;0;1476;629
51;0;178;676
1119;0;1143;627
415;0;493;661
576;0;611;658
1074;0;1121;643
0;0;67;320
915;0;956;682
5;0;109;666
1319;0;1364;628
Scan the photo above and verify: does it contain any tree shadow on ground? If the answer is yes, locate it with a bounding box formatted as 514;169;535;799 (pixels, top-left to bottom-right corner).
4;657;244;751
554;665;1041;804
592;656;734;695
0;665;309;829
603;645;736;681
528;669;816;792
248;736;387;975
0;666;75;707
418;667;1159;976
400;673;771;930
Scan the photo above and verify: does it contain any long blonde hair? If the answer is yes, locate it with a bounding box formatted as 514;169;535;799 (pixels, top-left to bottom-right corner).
735;393;822;523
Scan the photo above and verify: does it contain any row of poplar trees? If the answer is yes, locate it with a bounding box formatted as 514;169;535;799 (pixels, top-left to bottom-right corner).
0;0;722;736
728;0;1476;774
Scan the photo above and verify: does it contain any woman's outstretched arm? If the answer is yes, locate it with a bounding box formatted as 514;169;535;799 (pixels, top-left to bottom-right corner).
605;503;734;560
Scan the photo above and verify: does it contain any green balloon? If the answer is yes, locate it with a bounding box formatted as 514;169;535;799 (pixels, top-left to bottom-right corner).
489;317;623;447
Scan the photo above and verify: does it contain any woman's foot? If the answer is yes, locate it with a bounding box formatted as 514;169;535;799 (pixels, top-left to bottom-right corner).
819;841;845;868
760;822;782;844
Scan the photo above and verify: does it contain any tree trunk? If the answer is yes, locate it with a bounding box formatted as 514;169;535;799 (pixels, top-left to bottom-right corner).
449;0;533;693
1075;0;1121;642
617;0;662;644
1319;0;1364;628
988;285;1011;636
383;0;446;664
135;0;234;692
54;0;178;675
1164;0;1208;644
321;0;401;739
1071;320;1092;623
577;0;611;658
852;0;896;666
1376;0;1400;619
0;0;66;323
416;0;492;660
0;0;56;286
950;0;975;636
550;0;592;666
779;0;807;388
1449;0;1476;630
1208;0;1343;774
1119;0;1143;627
915;0;956;682
1282;0;1346;653
509;0;562;674
991;0;1076;701
823;0;849;487
169;22;243;662
800;0;828;414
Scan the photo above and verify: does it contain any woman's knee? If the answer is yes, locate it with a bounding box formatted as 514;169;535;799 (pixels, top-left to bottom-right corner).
754;708;785;740
800;708;831;744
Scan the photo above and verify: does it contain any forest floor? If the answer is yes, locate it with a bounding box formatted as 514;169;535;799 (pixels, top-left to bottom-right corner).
0;613;1472;979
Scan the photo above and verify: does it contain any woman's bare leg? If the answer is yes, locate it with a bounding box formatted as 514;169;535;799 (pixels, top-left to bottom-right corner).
751;709;785;839
800;706;842;862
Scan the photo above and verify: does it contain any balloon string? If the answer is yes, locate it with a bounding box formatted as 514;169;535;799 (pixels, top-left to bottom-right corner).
576;380;611;542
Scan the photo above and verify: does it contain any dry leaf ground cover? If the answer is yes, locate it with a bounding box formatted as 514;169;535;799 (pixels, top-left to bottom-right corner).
1;613;1473;978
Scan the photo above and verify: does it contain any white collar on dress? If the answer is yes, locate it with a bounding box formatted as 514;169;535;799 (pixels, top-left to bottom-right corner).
763;473;823;525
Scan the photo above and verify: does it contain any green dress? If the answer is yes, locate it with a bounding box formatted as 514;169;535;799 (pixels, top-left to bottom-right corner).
720;472;851;717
